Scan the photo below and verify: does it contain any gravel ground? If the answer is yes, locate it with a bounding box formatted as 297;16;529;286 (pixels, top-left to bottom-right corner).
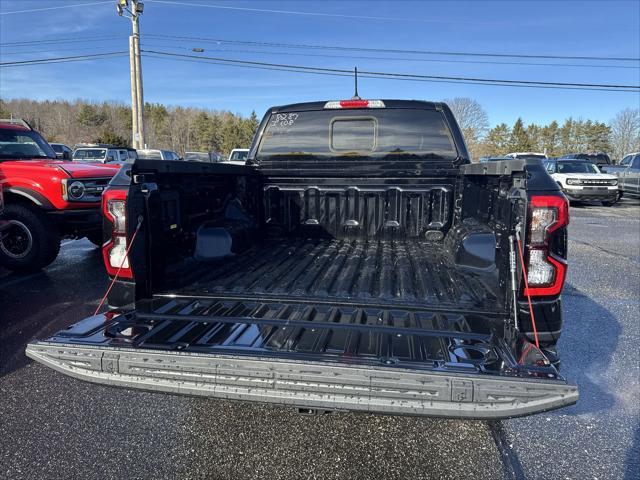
1;198;638;480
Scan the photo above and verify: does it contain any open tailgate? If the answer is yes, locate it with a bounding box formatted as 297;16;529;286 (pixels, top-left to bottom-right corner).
26;296;578;419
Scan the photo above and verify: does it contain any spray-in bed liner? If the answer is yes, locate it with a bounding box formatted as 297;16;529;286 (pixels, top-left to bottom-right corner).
172;238;501;312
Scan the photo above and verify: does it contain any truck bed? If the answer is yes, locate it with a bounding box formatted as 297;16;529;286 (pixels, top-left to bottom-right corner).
169;238;501;313
25;155;579;419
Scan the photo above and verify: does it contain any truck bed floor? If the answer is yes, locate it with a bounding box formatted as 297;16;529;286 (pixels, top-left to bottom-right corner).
170;238;500;312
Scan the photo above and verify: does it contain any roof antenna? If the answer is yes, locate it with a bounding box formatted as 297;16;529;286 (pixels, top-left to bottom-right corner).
352;66;361;100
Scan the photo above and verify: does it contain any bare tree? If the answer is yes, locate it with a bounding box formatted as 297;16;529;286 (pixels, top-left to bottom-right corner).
443;97;489;160
609;108;640;162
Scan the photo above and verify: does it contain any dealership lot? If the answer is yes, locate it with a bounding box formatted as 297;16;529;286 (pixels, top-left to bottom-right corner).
1;199;638;480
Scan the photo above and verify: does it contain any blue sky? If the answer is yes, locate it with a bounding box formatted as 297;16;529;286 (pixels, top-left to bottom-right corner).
1;0;639;127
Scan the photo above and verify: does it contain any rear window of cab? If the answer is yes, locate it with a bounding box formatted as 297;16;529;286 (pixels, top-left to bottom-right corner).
257;109;457;160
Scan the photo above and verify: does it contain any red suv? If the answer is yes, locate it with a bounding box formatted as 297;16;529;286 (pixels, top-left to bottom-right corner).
0;120;119;272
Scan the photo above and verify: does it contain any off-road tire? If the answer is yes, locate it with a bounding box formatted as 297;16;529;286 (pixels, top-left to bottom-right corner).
0;204;61;272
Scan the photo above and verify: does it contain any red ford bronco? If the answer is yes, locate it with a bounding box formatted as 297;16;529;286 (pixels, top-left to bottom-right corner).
0;119;119;272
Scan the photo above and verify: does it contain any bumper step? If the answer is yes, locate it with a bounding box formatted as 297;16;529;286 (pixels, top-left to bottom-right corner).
26;342;578;419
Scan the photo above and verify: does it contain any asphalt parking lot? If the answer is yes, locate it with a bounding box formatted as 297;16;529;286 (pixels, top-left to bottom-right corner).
1;198;638;480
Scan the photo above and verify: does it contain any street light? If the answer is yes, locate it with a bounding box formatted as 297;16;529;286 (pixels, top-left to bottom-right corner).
116;0;127;16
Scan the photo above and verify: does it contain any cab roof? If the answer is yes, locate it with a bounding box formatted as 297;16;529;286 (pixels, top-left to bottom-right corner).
269;99;442;113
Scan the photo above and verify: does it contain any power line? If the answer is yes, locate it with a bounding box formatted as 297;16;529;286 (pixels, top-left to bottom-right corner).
0;45;146;57
140;52;637;93
0;35;124;47
0;48;635;92
146;33;640;63
0;1;112;15
2;48;637;91
4;32;637;64
3;41;636;70
146;0;464;24
141;50;640;90
139;41;639;70
0;51;129;67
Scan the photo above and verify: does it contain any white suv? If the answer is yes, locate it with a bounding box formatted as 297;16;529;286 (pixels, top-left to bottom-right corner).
543;158;619;206
227;148;249;165
73;146;135;164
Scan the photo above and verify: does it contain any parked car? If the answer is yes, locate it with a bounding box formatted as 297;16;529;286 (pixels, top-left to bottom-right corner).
183;151;209;162
28;99;578;418
183;151;229;163
73;145;132;164
559;152;611;168
601;152;639;174
543;158;619;205
227;148;249;164
505;152;548;161
136;149;181;161
50;143;72;160
0;119;118;271
617;153;640;198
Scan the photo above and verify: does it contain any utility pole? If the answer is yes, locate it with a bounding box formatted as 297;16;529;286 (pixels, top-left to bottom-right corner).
117;0;145;149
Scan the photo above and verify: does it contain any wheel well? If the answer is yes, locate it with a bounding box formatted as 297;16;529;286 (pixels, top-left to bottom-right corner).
3;191;45;210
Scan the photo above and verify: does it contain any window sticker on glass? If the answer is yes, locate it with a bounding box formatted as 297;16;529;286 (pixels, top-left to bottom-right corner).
270;113;299;129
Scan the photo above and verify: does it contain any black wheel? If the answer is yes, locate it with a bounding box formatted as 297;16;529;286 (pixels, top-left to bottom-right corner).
0;204;61;272
602;199;618;207
85;230;104;247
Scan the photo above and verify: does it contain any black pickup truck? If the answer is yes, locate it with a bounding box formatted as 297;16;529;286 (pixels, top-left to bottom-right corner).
27;99;578;418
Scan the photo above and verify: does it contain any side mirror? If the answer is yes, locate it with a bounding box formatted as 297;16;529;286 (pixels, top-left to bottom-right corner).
63;151;71;160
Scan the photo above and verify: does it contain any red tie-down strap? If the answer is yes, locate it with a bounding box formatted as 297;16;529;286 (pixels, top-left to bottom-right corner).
93;218;142;316
515;231;540;349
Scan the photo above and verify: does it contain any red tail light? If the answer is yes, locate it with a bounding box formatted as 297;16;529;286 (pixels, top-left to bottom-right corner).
524;195;569;296
101;189;133;279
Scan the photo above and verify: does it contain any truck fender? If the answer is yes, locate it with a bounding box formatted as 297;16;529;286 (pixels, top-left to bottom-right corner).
3;187;55;209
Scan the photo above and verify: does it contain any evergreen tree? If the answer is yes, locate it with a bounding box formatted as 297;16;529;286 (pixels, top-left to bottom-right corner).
221;117;244;155
559;118;575;154
192;112;214;151
484;123;511;156
509;118;531;152
93;131;129;147
585;122;612;152
76;104;106;127
540;121;559;156
242;111;259;145
526;123;542;152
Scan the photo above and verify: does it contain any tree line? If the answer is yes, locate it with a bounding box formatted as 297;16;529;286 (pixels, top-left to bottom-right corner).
446;97;640;162
0;98;259;157
1;97;638;162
